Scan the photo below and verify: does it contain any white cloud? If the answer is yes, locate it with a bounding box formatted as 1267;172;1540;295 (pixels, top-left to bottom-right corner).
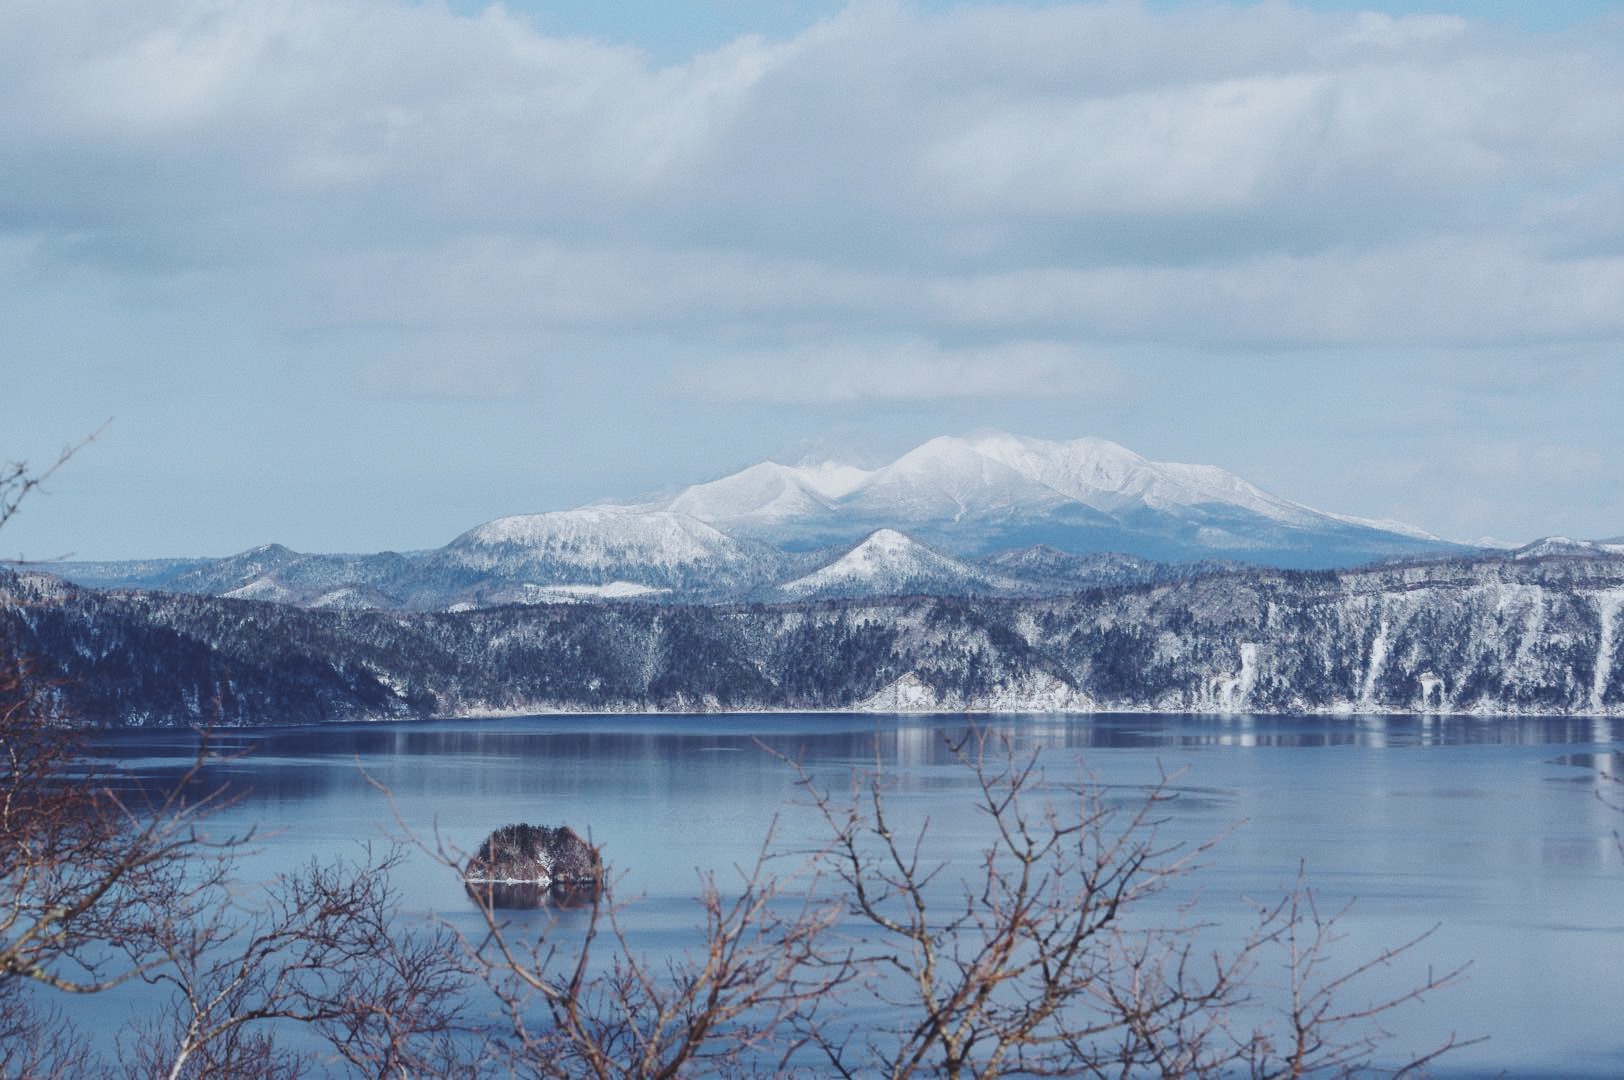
677;339;1118;403
3;0;1624;402
351;332;546;401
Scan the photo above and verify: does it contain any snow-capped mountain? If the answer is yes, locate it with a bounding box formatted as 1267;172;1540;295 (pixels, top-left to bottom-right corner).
43;431;1482;610
636;432;1452;566
780;529;1020;600
661;461;870;524
54;510;799;610
1511;536;1624;560
420;507;795;602
437;509;753;581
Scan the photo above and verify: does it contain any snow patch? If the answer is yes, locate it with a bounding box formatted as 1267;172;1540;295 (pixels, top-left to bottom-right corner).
1591;589;1624;711
857;673;941;711
1418;671;1445;711
1360;617;1390;709
854;672;1094;713
1209;643;1260;714
524;581;669;601
457;509;737;563
223;577;296;603
780;529;998;596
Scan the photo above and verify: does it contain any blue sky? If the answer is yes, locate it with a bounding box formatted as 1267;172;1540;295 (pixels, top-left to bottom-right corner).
468;1;1624;57
4;0;1623;559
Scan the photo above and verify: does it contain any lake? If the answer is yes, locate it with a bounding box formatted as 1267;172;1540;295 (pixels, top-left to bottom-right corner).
95;712;1624;1077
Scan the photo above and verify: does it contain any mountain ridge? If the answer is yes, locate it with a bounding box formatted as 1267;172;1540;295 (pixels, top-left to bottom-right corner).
629;432;1450;563
9;547;1624;727
28;431;1514;609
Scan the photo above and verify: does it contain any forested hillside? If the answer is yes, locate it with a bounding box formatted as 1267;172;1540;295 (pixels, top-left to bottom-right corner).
5;551;1623;727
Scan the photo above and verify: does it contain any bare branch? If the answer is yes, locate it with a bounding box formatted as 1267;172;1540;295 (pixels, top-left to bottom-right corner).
1;425;108;560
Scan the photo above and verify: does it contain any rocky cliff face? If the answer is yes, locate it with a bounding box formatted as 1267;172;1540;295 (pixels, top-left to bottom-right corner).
5;551;1623;727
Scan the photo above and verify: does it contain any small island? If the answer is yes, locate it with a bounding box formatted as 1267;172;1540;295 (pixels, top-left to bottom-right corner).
464;823;603;909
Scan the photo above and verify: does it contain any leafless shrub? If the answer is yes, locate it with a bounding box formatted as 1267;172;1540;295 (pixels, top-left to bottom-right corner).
1;428;104;555
418;728;1469;1078
122;846;476;1079
447;822;850;1079
3;439;480;1076
1237;881;1465;1079
1;656;477;1077
0;655;233;999
773;729;1467;1078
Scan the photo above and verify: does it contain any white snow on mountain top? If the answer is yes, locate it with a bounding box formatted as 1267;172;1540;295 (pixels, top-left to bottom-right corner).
781;528;1002;596
645;460;873;523
451;508;747;570
640;431;1437;543
1513;536;1624;559
849;436;1074;522
1468;536;1527;550
661;463;838;523
432;431;1452;573
1318;512;1440;542
964;432;1304;521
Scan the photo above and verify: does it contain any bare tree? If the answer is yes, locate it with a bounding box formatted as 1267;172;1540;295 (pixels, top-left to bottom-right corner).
0;654;482;1077
774;729;1467;1079
3;443;477;1078
433;728;1467;1078
122;847;475;1080
1;428;104;555
1237;881;1466;1079
0;981;93;1078
0;654;232;994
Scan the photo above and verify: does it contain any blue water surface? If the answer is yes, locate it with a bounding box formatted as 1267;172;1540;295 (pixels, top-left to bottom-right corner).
91;712;1624;1077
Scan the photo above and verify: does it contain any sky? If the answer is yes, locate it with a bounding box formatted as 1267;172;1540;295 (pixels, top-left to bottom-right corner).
3;0;1623;560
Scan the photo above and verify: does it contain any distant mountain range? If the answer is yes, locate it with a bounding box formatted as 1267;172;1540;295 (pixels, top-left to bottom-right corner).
9;545;1624;727
11;432;1624;727
40;432;1509;610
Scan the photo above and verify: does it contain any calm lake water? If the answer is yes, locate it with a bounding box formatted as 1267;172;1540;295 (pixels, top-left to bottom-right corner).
95;712;1624;1077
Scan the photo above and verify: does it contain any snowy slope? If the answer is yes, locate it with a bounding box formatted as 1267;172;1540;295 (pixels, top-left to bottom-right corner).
19;549;1624;725
442;509;749;575
641;432;1451;566
965;432;1302;520
658;461;870;524
780;529;1020;599
1512;536;1624;559
425;507;792;597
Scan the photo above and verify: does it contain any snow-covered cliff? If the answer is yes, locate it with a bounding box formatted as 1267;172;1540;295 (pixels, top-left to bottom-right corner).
6;551;1623;726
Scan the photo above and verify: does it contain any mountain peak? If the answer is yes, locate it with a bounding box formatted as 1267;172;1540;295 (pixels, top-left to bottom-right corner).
780;528;999;599
844;528;927;560
446;509;758;585
641;431;1450;566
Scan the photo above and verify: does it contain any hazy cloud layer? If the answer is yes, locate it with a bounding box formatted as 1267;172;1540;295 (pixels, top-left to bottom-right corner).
3;1;1622;555
6;1;1623;351
679;340;1119;403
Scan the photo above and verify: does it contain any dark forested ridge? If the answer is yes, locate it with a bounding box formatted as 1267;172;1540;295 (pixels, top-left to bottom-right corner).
5;550;1624;727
